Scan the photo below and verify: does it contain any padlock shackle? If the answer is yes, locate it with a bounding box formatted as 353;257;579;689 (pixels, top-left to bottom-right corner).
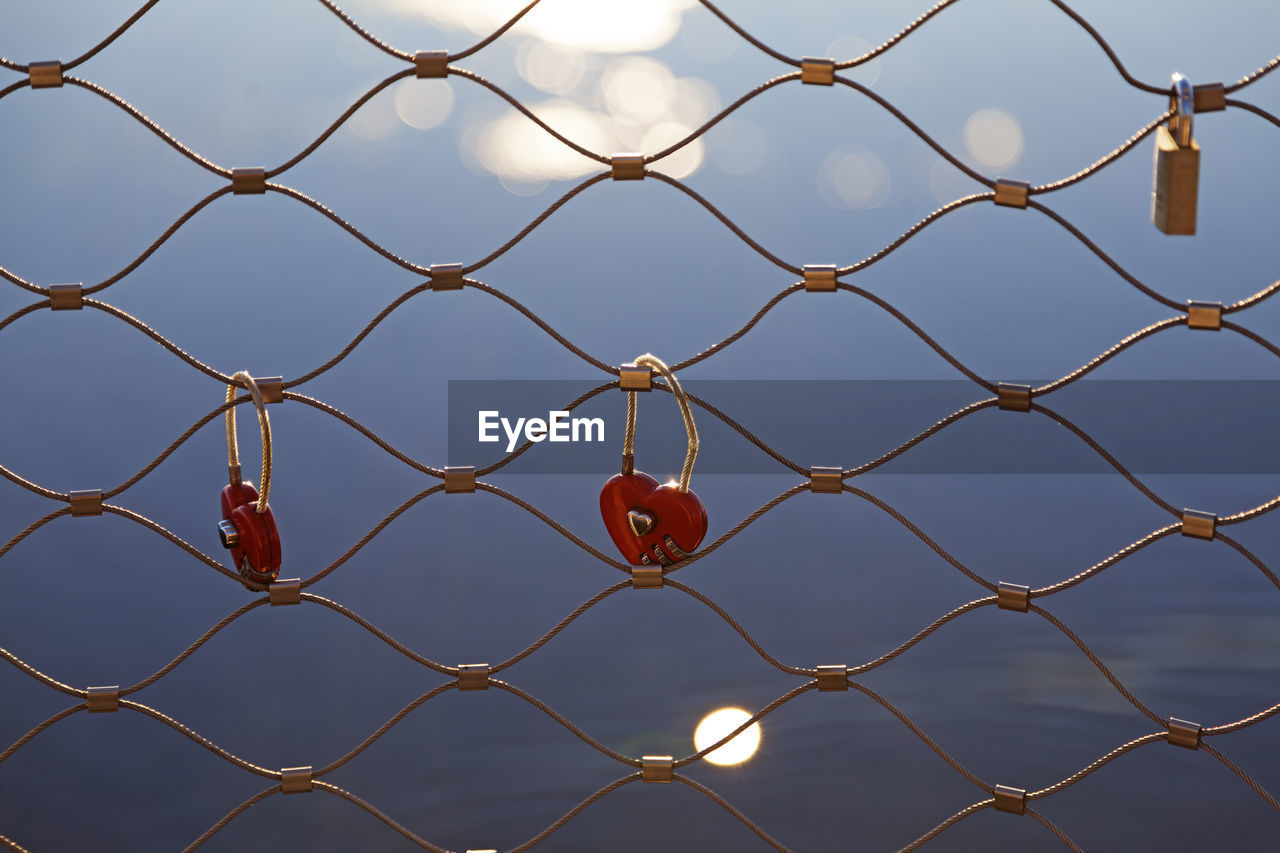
1169;72;1193;148
621;354;699;493
225;371;273;513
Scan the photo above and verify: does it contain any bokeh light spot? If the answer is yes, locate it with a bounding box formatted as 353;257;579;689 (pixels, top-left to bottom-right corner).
516;39;587;95
604;57;677;125
642;122;703;179
818;145;891;210
394;80;455;130
964;108;1024;168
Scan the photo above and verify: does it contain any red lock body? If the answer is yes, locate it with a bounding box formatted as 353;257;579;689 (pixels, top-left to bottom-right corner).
600;471;707;566
220;482;281;583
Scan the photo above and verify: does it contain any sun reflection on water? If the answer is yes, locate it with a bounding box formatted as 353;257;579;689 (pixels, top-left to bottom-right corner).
375;0;714;189
694;707;762;766
385;0;697;53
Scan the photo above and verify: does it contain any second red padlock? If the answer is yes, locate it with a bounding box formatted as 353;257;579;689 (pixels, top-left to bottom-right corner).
218;480;281;584
217;372;283;586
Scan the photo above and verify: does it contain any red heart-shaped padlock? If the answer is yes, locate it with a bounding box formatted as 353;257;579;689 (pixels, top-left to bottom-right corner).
219;481;281;584
600;471;707;566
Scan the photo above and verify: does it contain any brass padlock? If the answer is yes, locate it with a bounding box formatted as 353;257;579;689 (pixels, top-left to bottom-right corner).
1151;73;1199;235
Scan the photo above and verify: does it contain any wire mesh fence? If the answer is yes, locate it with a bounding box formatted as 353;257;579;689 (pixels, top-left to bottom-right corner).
1;0;1279;850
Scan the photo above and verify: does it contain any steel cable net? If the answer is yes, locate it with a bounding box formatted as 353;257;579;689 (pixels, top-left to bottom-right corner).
1;0;1279;850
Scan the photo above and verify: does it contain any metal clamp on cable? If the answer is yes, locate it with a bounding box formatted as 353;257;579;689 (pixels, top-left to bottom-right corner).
49;283;83;310
445;466;476;493
815;665;848;691
993;784;1027;814
1192;83;1225;113
231;167;266;194
256;376;284;404
611;154;645;180
1185;300;1222;330
996;582;1030;612
641;756;673;782
631;566;663;589
996;383;1032;412
457;664;491;690
414;50;448;78
430;262;464;290
1166;717;1202;749
800;57;835;85
29;60;63;88
809;466;843;493
619;363;652;392
69;489;103;517
86;686;120;713
269;578;301;606
1180;508;1216;540
281;767;313;794
994;179;1029;209
803;265;837;292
